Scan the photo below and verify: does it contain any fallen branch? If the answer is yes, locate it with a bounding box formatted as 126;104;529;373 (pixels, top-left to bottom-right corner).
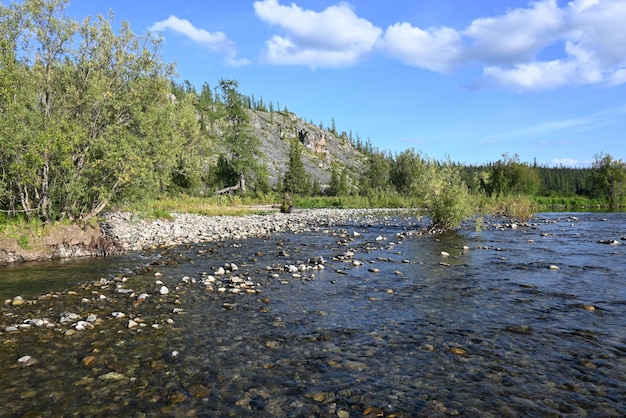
215;183;240;195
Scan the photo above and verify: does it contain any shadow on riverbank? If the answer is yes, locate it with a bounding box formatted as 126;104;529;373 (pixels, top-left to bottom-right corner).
0;222;123;266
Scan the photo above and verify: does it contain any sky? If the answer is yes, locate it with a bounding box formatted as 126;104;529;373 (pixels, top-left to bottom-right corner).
64;0;626;167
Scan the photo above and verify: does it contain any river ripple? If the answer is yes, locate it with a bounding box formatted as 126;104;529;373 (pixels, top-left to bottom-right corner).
1;212;625;417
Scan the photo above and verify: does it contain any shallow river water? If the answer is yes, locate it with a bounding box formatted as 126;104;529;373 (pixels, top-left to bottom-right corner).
1;212;625;417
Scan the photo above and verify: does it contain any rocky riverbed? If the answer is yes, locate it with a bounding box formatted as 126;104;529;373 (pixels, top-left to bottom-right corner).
101;208;422;252
0;208;420;265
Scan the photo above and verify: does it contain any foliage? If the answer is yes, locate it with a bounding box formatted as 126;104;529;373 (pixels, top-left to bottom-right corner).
0;0;199;223
360;152;393;195
283;138;309;195
390;148;424;196
591;152;626;207
328;162;349;196
421;160;474;230
477;154;541;197
217;78;265;194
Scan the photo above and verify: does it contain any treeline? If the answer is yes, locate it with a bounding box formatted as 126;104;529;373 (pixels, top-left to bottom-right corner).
1;1;625;232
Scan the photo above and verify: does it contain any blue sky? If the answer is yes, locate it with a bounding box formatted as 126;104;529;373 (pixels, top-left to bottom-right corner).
65;0;626;166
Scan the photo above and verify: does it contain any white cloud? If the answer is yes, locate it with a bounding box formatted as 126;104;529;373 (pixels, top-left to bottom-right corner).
463;0;564;65
376;0;626;91
253;0;382;68
149;16;249;66
550;158;591;167
377;23;460;72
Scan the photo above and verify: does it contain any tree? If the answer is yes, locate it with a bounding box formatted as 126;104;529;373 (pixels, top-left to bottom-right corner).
390;148;424;196
592;152;626;206
0;0;198;222
283;138;309;195
361;152;392;195
328;162;348;196
216;78;264;195
481;154;541;197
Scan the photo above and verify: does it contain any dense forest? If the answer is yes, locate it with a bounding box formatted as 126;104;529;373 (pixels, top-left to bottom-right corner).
1;0;625;231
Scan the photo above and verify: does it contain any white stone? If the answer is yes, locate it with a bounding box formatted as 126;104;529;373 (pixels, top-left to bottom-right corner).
159;286;170;295
11;296;25;306
18;355;37;366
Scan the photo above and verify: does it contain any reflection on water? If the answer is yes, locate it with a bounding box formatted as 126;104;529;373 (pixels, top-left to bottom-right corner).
1;212;625;417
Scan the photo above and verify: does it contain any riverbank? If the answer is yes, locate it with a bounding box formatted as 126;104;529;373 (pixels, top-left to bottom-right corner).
0;208;420;265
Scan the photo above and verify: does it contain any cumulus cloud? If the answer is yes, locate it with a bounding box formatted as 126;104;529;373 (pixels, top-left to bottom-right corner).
378;23;460;72
376;0;626;91
253;0;382;68
149;16;249;66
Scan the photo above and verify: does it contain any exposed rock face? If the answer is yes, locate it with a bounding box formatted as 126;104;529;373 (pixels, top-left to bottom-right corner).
297;126;330;158
247;110;364;188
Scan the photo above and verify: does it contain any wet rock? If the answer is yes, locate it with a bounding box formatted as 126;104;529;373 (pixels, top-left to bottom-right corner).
448;347;467;355
81;356;97;367
506;325;532;334
159;285;170;295
98;372;127;381
17;355;38;367
598;239;620;245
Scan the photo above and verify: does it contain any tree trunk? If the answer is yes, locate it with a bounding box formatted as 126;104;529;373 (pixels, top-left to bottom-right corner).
239;170;246;194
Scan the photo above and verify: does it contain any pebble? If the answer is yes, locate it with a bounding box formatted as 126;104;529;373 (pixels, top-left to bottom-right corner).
11;296;25;306
159;286;170;295
17;355;37;367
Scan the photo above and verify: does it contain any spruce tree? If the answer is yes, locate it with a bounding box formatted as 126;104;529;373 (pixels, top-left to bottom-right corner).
283;138;309;195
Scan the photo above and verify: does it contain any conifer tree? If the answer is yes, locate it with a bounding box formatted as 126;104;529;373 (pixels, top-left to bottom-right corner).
283;139;309;195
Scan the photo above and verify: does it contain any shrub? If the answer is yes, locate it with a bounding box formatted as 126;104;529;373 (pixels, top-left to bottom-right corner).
422;161;474;230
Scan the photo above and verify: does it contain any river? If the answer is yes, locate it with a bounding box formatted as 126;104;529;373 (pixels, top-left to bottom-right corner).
1;212;625;417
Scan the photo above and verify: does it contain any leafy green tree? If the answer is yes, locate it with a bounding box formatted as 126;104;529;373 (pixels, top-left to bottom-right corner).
481;154;541;197
390;148;425;196
592;152;626;206
361;152;392;195
0;0;198;222
283;139;309;195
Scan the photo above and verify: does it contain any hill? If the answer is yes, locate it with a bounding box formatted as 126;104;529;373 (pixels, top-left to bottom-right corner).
238;109;366;191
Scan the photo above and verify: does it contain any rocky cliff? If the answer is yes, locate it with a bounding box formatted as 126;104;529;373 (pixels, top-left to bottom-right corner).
247;110;366;189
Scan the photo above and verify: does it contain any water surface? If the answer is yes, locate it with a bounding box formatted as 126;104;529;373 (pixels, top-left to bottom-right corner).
1;212;624;417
